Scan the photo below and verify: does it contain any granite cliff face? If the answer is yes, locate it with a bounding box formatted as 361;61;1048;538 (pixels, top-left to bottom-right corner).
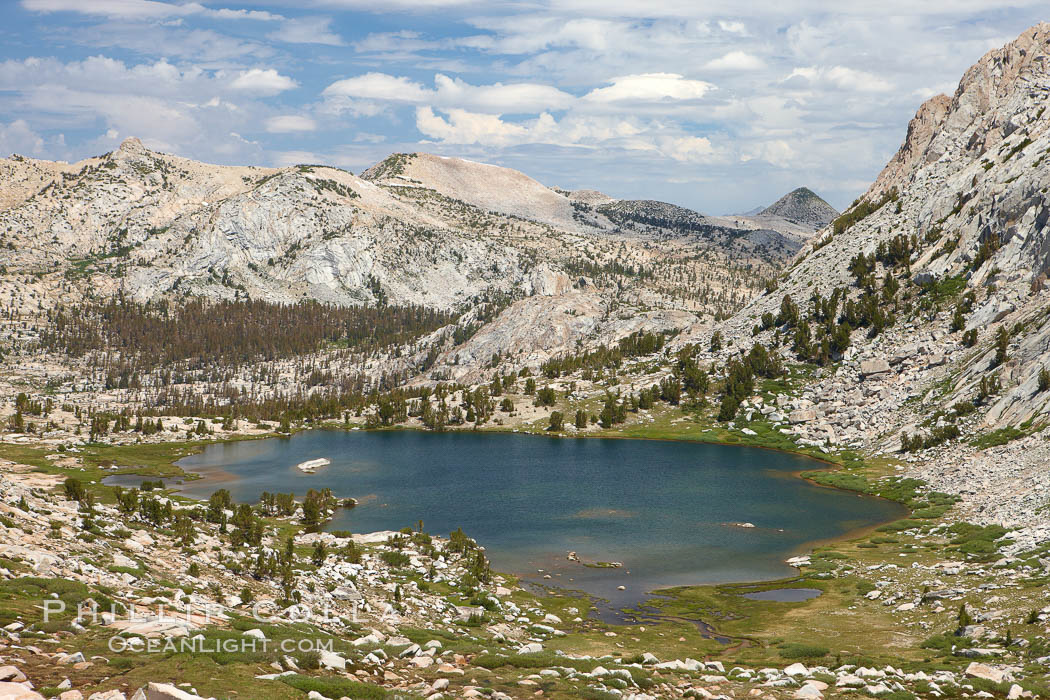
698;22;1050;526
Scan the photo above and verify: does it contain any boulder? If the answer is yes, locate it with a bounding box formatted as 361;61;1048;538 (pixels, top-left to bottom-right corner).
331;585;361;602
141;684;209;700
317;650;346;671
789;409;816;424
108;619;193;639
111;553;139;569
784;662;809;676
913;270;937;286
794;685;823;699
860;359;891;377
0;670;26;684
0;682;46;700
965;662;1010;683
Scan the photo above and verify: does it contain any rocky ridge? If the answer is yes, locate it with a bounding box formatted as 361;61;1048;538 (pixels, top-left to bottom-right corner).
681;22;1050;531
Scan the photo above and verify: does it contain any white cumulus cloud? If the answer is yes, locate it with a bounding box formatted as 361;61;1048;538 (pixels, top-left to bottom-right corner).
416;107;533;146
268;17;344;46
664;136;717;162
324;73;431;103
413;105;716;164
704;51;764;71
718;20;748;34
230;69;298;95
0;119;46;156
783;65;893;92
21;0;282;21
583;73;715;103
265;115;317;133
325;73;574;113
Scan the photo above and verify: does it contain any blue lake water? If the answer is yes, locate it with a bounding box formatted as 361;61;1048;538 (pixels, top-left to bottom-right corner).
174;430;905;610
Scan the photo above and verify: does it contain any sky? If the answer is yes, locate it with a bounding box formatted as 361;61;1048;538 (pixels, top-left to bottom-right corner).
0;1;1046;214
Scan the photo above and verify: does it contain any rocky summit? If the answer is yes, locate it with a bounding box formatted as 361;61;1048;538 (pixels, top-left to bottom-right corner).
2;18;1050;700
758;188;839;230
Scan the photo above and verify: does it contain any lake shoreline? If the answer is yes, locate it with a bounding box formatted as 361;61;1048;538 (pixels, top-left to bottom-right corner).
205;420;913;523
167;424;910;619
2;421;923;652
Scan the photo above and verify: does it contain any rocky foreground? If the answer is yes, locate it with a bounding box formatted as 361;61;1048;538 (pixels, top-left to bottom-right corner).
0;429;1046;700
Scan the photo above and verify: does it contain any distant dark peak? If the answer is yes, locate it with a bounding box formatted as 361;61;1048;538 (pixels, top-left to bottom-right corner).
759;187;839;229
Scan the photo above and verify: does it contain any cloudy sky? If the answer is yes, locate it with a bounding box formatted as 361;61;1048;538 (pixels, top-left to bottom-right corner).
0;1;1046;213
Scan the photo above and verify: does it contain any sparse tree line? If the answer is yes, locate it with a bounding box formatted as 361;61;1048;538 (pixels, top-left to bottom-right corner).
41;296;459;372
61;474;488;608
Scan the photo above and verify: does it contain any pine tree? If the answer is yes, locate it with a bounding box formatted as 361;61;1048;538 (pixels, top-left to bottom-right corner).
994;326;1010;366
575;409;587;429
956;603;973;635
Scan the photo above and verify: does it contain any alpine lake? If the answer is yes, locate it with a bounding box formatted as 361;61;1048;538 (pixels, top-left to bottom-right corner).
165;430;905;617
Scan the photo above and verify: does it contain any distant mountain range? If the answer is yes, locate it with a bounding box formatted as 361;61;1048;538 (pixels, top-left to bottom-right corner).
0;141;827;381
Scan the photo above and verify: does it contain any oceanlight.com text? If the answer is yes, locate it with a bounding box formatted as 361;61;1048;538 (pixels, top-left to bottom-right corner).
106;636;333;654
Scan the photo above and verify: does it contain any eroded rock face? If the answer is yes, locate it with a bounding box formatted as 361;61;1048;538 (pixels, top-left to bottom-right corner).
671;23;1050;528
868;94;952;199
362;152;581;231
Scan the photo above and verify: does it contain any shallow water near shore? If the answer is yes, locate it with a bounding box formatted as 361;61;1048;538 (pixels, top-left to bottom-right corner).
741;587;822;602
175;430;905;611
